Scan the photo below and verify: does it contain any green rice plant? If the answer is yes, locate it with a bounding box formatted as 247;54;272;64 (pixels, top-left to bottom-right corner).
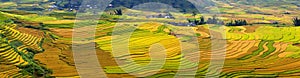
155;25;168;33
238;40;266;60
261;41;276;57
252;41;267;55
285;45;300;58
0;13;13;24
280;69;300;74
228;28;242;33
195;33;201;37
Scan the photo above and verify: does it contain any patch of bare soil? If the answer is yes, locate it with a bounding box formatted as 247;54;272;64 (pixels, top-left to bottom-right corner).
17;20;41;27
49;28;73;38
278;52;293;58
98;48;136;77
196;26;210;34
244;26;260;33
50;26;102;38
17;27;44;38
239;46;258;58
35;39;136;77
34;42;78;77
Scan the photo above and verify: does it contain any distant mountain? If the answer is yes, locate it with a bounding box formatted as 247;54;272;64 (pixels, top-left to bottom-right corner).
216;0;300;7
109;0;300;12
109;0;204;13
1;0;299;13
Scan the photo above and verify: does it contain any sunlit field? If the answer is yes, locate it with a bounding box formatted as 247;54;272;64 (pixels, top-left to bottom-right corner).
1;0;300;78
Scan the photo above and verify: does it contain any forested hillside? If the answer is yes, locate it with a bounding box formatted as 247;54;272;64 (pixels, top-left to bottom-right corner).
1;0;300;13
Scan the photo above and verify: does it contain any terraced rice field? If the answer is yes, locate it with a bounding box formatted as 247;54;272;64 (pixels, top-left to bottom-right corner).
226;26;300;42
1;1;300;77
94;23;300;77
2;13;300;78
0;24;52;77
0;16;300;78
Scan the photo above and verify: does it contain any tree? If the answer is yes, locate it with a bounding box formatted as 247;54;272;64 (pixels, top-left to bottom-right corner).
192;11;197;18
199;16;205;25
293;17;300;26
114;9;123;15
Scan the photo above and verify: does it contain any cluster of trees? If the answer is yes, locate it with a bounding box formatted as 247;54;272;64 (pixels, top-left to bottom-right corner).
187;17;298;26
206;16;225;25
225;20;248;26
293;17;300;26
187;16;224;25
187;16;205;25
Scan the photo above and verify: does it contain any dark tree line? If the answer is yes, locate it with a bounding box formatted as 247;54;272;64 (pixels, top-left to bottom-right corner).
206;15;225;25
187;16;224;25
225;20;248;26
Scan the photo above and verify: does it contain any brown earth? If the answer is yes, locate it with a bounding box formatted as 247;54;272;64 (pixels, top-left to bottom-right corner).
17;27;44;38
49;26;109;39
244;26;260;33
35;37;136;77
34;41;78;77
49;28;73;38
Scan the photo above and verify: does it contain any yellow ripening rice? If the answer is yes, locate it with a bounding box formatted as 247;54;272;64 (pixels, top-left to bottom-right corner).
0;39;28;66
0;68;31;78
97;30;181;58
225;26;300;42
1;25;44;52
137;22;163;32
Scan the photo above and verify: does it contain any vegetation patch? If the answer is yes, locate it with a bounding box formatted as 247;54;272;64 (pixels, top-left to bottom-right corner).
238;40;266;60
261;41;276;57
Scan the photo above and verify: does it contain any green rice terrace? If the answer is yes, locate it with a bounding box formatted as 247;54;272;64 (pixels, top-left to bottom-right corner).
1;0;300;78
